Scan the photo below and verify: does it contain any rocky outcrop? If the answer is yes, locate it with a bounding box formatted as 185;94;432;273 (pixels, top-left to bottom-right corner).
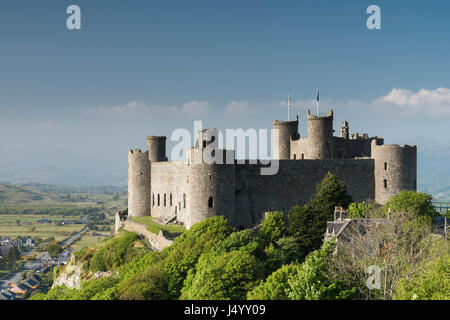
52;256;119;289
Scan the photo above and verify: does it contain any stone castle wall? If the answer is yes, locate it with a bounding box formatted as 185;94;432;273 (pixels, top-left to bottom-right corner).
121;219;173;251
233;159;375;228
150;161;187;223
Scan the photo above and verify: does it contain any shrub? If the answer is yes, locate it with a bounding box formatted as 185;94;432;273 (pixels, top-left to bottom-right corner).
181;250;261;300
247;264;301;300
258;211;287;247
86;231;146;272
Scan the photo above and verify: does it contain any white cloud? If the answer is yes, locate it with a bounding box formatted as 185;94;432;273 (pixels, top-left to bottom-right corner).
375;87;450;116
36;120;57;128
86;101;183;115
181;100;210;115
225;100;254;115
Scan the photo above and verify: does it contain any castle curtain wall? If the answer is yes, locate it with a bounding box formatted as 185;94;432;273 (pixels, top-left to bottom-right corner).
233;159;375;228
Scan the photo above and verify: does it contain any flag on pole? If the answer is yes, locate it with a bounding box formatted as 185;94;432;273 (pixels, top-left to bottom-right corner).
316;89;320;116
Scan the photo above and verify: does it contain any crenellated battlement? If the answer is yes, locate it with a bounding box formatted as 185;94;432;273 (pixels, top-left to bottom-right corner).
147;136;166;141
128;148;148;156
307;109;333;120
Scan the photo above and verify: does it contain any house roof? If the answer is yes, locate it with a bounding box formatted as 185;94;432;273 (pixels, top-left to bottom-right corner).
10;283;30;293
24;278;39;288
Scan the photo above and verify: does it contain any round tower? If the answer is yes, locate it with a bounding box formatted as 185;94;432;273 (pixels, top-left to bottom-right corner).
371;140;417;205
306;109;334;159
185;159;235;229
128;149;151;217
147;136;167;162
273;119;299;160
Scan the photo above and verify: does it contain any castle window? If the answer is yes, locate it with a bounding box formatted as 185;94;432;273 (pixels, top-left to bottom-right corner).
164;194;166;207
203;141;206;148
208;197;214;208
384;179;388;189
183;194;186;209
158;194;160;206
152;194;155;206
301;153;304;160
170;193;172;206
384;162;388;170
293;154;296;160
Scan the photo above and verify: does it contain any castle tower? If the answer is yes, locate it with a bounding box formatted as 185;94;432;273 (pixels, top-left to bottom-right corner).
185;155;236;229
371;140;417;205
306;109;334;159
128;149;151;217
340;120;349;139
147;136;167;162
273;118;299;160
196;128;219;149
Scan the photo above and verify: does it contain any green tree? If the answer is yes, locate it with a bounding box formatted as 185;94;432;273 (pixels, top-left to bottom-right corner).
286;240;356;300
385;190;437;220
258;211;287;247
348;200;378;218
247;264;301;300
309;172;353;218
288;172;353;258
5;246;21;269
394;241;449;300
181;250;261;300
47;242;62;258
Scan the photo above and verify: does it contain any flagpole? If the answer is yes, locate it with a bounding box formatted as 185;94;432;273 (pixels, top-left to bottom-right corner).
316;89;319;116
288;95;291;121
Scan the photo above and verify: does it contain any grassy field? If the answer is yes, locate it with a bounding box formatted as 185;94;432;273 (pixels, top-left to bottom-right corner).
0;183;125;254
0;214;82;223
0;221;84;241
70;233;111;252
129;216;185;235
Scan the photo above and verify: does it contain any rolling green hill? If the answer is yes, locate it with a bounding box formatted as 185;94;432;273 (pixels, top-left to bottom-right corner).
0;183;59;205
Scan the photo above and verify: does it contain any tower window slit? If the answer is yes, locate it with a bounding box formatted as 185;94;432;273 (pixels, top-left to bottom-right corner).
384;179;388;189
208;197;214;208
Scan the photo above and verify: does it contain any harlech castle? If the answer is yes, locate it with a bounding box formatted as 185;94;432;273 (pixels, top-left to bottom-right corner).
126;109;417;229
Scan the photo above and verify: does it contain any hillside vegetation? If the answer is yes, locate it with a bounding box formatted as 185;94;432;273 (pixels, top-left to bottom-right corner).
31;173;449;300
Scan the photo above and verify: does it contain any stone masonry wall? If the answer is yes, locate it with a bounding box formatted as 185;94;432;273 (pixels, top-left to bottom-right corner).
233;159;375;228
121;220;173;251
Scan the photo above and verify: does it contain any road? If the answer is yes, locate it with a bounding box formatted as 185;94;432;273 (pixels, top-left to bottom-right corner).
60;226;89;247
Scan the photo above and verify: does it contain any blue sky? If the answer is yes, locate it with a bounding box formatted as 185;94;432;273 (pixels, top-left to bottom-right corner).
0;0;449;185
